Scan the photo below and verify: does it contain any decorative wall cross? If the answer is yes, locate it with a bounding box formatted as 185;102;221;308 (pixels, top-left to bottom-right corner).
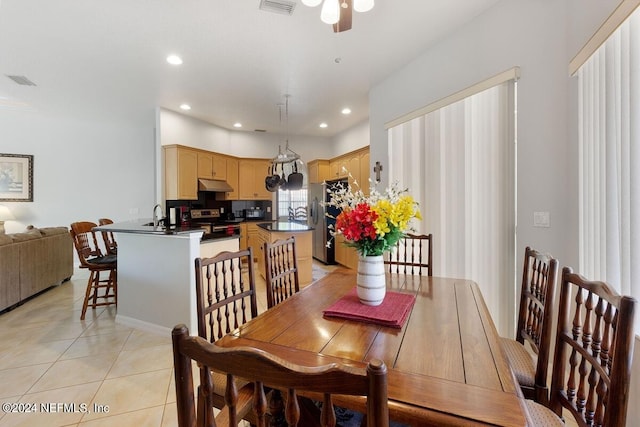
373;161;383;182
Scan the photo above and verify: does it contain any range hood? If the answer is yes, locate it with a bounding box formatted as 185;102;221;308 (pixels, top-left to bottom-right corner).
198;179;234;193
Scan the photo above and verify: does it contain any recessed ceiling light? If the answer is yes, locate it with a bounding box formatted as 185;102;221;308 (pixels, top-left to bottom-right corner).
179;104;191;110
341;108;351;115
233;122;242;128
166;55;183;65
319;122;328;128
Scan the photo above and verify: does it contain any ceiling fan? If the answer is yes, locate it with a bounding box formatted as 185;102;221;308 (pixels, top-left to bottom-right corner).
334;0;353;33
301;0;374;33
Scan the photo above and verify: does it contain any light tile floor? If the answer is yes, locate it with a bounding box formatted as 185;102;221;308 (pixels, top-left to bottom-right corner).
0;261;338;427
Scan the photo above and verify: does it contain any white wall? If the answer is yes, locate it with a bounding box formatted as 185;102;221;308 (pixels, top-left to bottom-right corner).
330;120;370;157
0;109;155;234
369;0;621;336
159;107;334;161
370;1;640;424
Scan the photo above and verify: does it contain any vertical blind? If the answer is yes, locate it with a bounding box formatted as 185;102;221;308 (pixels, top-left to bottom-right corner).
577;7;640;333
388;81;516;336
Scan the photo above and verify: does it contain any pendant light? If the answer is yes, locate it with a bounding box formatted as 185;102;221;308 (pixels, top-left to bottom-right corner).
301;0;374;29
320;0;340;24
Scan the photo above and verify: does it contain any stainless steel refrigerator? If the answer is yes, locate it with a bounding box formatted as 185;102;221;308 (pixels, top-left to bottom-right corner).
308;180;345;264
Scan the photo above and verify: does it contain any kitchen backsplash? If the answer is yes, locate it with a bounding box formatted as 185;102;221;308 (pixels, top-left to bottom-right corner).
166;198;272;220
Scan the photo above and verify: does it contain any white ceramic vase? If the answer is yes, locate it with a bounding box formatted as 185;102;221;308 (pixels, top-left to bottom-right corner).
356;254;386;306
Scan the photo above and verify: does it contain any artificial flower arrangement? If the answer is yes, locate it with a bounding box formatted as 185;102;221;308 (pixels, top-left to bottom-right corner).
326;173;421;257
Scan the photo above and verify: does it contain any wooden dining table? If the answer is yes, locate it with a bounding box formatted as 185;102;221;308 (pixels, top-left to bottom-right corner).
215;268;530;426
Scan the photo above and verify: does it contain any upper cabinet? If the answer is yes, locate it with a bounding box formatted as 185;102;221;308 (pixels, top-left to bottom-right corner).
307;160;330;184
359;150;370;195
197;152;227;180
165;145;198;200
238;159;272;200
222;157;239;200
326;147;369;191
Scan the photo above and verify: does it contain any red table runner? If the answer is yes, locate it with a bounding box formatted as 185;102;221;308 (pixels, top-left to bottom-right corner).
323;288;416;329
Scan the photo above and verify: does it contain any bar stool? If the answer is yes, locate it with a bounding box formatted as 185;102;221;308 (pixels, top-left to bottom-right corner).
98;218;117;255
70;221;117;320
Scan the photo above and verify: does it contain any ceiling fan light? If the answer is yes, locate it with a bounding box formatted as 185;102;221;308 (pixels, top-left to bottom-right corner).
320;0;340;24
353;0;374;13
301;0;322;6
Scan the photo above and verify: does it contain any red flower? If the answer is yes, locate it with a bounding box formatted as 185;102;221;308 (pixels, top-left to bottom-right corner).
336;203;378;243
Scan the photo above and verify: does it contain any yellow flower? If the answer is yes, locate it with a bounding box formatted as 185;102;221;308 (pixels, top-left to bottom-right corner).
371;199;392;236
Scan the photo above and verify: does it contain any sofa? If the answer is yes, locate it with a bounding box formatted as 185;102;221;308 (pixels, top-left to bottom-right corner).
0;226;74;312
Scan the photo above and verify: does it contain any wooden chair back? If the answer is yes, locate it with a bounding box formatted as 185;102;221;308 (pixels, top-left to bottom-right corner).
70;221;117;320
172;324;390;427
515;246;559;403
384;233;432;276
70;221;104;268
98;218;117;255
263;237;300;309
549;267;636;426
195;248;258;343
287;206;307;222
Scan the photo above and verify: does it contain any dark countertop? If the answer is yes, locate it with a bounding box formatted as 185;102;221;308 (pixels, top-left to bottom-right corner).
95;220;242;243
257;221;313;232
94;220;204;237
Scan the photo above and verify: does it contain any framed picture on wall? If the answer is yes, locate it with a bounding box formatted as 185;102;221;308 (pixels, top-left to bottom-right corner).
0;154;33;202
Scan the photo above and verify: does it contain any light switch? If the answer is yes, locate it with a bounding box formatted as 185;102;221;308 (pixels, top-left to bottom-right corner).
533;211;550;228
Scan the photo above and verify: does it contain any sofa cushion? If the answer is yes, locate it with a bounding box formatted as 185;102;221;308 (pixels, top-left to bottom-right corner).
39;227;69;236
0;234;12;246
11;229;42;242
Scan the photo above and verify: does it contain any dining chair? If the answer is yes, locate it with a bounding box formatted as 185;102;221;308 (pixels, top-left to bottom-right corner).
172;323;390;427
384;233;432;276
500;246;558;404
98;218;117;255
525;267;637;426
263;236;300;309
194;248;259;423
70;221;117;320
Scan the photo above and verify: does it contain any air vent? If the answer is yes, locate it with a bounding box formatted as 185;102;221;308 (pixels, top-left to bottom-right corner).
259;0;296;16
254;129;267;132
6;75;37;86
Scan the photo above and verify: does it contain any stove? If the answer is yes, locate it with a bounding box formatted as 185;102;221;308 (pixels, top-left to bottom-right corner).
191;209;242;239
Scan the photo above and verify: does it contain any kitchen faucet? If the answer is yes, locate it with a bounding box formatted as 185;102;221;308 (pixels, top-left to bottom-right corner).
152;204;164;228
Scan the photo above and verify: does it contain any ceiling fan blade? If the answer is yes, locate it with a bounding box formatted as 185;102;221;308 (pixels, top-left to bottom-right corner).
333;0;352;32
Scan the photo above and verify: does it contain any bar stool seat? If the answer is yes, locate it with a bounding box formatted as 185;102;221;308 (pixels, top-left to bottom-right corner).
70;221;117;320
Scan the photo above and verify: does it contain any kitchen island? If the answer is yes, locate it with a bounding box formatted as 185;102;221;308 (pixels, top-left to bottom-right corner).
94;220;239;334
256;221;313;286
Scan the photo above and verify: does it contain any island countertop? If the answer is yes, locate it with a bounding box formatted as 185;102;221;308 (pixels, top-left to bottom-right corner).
94;219;205;236
257;221;313;232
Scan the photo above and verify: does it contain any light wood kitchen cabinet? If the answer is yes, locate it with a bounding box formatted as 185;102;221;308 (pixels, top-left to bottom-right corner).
164;145;198;200
334;234;358;270
245;222;262;260
307;159;330;184
329;157;349;180
360;150;370;194
256;226;269;277
218;157;239;200
257;226;313;286
238;159;272;200
347;154;361;189
198;152;227;180
239;223;248;251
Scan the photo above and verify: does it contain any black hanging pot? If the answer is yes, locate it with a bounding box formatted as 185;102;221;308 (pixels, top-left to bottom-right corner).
278;162;287;187
287;161;303;190
265;164;280;192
